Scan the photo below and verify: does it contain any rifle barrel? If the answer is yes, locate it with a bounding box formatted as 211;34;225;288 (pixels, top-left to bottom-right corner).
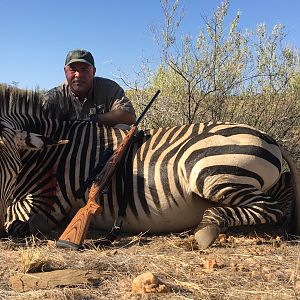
56;90;160;249
135;90;160;126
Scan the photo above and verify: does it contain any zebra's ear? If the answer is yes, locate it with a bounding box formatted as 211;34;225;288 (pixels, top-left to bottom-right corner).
14;130;68;150
0;137;4;146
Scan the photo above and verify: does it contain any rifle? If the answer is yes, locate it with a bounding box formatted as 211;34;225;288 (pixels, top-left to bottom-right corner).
56;90;160;250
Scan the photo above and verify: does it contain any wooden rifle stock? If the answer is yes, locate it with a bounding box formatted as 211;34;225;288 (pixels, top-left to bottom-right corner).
56;127;137;249
56;90;160;249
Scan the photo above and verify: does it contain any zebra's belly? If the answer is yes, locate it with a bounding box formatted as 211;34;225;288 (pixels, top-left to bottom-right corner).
92;193;214;233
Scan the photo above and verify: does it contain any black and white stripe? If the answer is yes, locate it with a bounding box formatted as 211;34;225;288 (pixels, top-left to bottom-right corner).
0;87;299;248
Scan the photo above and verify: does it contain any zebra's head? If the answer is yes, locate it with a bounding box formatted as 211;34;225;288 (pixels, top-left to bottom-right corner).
0;86;68;230
0;120;68;228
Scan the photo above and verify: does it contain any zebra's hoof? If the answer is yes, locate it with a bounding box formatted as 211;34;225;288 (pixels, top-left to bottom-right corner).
194;224;220;249
0;228;8;239
29;214;51;236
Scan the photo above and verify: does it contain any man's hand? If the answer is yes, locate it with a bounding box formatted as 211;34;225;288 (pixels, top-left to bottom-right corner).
97;110;136;127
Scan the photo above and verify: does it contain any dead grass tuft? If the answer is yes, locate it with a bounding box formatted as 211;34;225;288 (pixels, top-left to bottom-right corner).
16;236;66;274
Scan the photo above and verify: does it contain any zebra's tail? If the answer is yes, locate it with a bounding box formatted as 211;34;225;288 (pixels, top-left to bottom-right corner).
280;146;300;235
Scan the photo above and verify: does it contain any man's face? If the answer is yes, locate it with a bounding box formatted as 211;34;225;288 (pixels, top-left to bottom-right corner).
64;62;96;98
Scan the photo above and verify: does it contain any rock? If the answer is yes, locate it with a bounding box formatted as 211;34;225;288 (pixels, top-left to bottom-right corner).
204;258;218;272
132;271;168;293
10;269;103;292
295;280;300;290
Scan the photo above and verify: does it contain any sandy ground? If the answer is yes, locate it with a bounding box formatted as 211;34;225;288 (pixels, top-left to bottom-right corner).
0;225;299;300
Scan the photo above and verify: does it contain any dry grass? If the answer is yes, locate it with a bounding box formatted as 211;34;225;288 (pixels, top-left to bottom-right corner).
0;226;299;300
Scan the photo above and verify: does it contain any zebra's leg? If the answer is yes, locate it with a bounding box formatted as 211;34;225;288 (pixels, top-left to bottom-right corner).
6;201;55;238
28;213;53;236
7;214;54;238
6;213;57;238
6;220;31;237
266;171;294;228
194;188;284;249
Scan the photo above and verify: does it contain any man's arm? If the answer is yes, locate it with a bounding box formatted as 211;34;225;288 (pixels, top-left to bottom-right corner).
91;77;137;127
96;110;136;127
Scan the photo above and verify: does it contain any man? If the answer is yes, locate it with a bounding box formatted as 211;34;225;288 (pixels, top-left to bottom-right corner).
42;49;136;127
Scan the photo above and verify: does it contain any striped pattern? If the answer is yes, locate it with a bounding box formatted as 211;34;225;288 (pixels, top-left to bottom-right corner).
0;87;296;244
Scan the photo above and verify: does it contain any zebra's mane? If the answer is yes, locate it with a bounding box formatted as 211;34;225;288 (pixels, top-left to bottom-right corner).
0;85;112;141
0;85;43;117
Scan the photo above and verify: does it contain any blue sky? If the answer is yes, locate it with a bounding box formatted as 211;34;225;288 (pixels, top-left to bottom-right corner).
1;0;300;90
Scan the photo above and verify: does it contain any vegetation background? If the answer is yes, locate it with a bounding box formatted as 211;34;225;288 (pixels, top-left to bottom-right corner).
123;0;300;160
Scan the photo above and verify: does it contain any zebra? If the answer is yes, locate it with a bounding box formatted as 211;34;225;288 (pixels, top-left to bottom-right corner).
0;87;299;249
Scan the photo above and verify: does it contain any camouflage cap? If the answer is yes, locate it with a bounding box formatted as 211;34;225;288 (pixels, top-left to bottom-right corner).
65;49;95;67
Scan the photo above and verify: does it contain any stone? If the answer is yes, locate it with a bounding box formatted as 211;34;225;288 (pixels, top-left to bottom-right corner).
132;271;168;293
